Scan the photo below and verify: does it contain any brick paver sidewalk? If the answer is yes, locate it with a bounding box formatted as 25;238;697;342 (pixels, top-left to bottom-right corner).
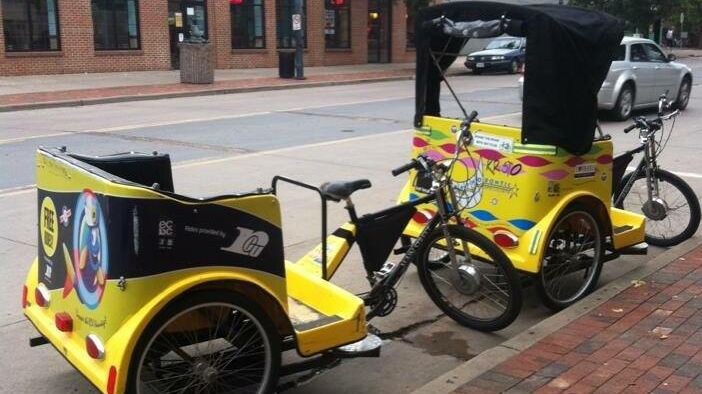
0;69;413;111
454;245;702;394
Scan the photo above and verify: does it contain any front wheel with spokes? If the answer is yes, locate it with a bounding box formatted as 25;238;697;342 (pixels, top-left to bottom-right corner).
128;291;280;394
536;206;603;311
416;225;522;332
616;169;701;247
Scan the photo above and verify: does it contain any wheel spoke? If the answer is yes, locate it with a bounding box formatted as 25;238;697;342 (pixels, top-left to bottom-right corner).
136;300;272;394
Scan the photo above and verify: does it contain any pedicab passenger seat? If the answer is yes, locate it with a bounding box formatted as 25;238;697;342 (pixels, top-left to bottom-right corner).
69;152;174;192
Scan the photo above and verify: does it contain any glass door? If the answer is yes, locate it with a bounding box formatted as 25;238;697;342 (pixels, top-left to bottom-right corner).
168;0;208;69
368;0;391;63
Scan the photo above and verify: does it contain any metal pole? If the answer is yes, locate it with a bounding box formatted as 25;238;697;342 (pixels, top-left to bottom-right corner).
293;0;305;79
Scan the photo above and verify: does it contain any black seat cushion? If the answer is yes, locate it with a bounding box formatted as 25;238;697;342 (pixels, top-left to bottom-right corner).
320;179;372;201
69;152;174;192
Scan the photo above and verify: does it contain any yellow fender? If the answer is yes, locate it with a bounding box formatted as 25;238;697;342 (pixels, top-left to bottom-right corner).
108;268;287;394
504;190;611;274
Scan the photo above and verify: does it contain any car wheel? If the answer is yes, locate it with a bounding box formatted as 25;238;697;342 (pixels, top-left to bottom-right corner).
613;84;635;121
508;60;519;74
676;76;692;110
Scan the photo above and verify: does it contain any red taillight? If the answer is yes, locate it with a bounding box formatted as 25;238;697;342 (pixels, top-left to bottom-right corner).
494;230;519;248
106;366;117;394
35;284;50;308
22;285;28;309
55;312;73;332
86;334;105;359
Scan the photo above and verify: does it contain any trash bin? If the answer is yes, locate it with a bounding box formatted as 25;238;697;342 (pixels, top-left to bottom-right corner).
278;50;295;79
179;42;214;84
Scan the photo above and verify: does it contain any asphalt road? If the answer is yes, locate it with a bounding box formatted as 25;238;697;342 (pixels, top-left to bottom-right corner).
2;59;702;393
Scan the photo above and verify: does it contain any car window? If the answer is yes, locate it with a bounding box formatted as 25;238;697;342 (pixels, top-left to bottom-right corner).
629;44;648;62
643;44;667;63
613;45;625;61
486;38;521;50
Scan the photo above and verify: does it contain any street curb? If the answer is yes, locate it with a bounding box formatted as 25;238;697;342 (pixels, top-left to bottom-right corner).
0;74;414;113
412;236;702;394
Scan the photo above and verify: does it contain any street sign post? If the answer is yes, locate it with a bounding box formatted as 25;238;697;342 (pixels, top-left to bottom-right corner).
293;0;305;80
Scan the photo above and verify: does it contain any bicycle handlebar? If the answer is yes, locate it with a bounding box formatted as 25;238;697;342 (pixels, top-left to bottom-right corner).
623;123;637;134
391;159;420;177
392;110;478;177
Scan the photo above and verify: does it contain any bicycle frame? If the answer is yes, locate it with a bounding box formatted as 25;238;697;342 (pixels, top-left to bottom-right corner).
272;169;467;321
613;130;660;207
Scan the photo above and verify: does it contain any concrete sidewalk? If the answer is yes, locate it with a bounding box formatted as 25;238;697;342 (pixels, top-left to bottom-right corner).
670;48;702;59
0;62;418;112
414;239;702;394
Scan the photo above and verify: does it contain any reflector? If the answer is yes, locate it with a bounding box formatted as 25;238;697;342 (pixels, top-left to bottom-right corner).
494;230;519;248
86;334;105;359
35;284;50;308
22;285;28;309
55;312;73;332
107;366;117;394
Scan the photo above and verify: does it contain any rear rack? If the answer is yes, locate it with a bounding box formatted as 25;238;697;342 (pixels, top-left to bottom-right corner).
272;176;329;280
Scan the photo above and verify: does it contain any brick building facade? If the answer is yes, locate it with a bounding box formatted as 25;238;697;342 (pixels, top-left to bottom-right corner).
0;0;415;76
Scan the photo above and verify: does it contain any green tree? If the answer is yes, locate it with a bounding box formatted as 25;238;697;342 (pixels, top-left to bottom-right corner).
570;0;676;34
672;0;702;46
571;0;702;47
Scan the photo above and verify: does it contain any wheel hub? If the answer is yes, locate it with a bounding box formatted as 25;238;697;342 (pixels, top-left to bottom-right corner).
194;360;218;384
455;264;481;295
642;198;668;220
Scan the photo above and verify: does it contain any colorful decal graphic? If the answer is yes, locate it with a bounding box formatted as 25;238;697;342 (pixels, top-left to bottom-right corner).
454;159;484;209
62;190;109;310
40;197;58;258
59;206;72;227
405;124;612;246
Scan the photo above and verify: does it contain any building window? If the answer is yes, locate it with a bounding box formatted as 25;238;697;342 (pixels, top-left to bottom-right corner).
276;0;306;48
231;0;265;49
325;1;350;49
406;11;415;49
2;0;60;52
91;0;140;50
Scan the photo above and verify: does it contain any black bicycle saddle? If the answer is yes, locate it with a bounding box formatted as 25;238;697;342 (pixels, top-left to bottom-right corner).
320;179;372;201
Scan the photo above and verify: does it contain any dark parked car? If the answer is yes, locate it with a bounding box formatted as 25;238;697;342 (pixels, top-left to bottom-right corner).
465;36;526;74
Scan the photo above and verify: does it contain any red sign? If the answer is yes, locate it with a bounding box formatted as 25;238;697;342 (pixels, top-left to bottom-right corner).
230;0;243;5
329;0;345;6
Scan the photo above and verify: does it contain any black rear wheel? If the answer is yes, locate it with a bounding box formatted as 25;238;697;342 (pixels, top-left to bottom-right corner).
536;206;604;311
416;225;522;332
127;291;280;394
616;169;700;247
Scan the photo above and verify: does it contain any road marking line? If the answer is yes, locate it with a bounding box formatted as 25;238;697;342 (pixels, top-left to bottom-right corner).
0;85;518;145
0;184;35;197
0;111;272;145
0;111;529;198
173;129;413;169
172;112;521;169
0;96;417;145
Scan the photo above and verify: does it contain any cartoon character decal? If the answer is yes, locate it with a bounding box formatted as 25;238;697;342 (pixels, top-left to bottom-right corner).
62;190;109;309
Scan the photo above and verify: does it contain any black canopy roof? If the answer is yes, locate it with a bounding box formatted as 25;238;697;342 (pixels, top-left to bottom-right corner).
415;2;624;155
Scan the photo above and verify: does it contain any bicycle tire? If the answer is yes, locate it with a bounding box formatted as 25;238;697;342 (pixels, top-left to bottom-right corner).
616;169;700;247
126;290;281;394
416;225;522;332
535;205;604;311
